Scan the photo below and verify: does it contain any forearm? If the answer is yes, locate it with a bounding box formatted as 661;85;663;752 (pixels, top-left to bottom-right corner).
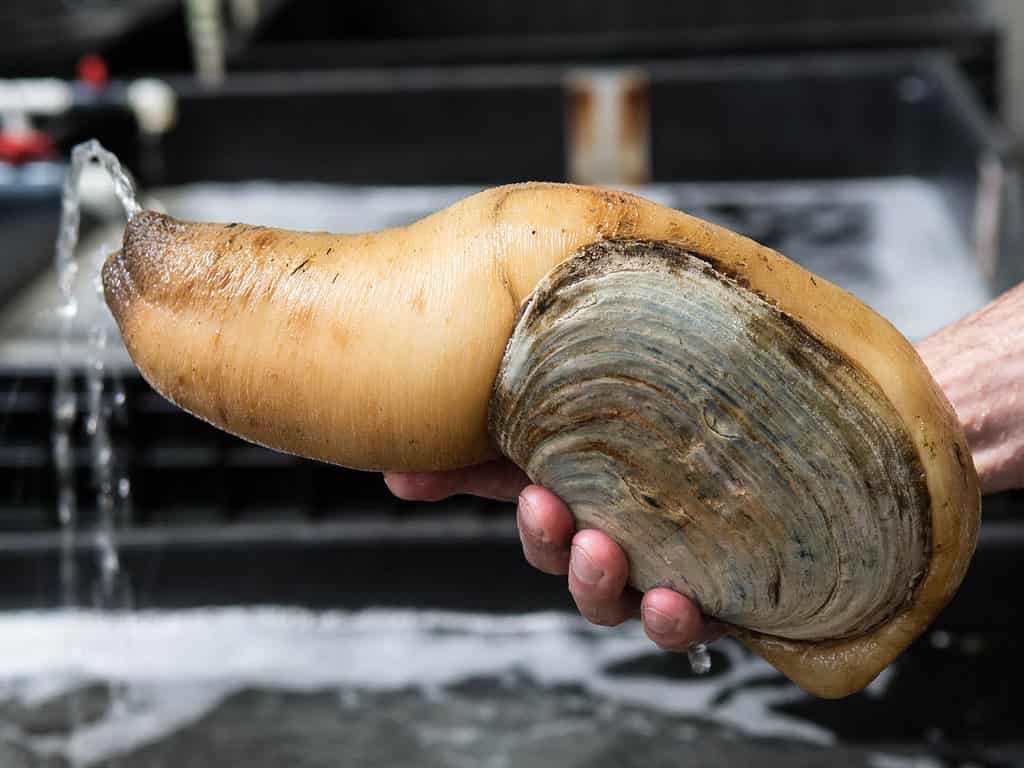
916;282;1024;495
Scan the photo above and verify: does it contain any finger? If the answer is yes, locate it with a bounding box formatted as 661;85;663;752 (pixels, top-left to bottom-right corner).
568;529;640;626
640;589;723;651
383;459;530;502
517;485;574;575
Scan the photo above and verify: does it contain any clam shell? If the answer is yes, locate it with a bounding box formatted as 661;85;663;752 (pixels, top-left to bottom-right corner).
489;239;932;644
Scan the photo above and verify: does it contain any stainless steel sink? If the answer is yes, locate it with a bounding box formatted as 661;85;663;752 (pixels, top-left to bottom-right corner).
0;49;1020;766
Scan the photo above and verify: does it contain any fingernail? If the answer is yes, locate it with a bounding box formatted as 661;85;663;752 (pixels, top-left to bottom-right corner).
570;545;603;586
517;493;545;542
642;606;677;635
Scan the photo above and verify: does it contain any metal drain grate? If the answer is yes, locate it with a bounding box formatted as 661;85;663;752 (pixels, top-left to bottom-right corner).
0;372;502;535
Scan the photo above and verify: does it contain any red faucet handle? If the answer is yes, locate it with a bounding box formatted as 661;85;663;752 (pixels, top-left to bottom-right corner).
77;53;110;90
0;129;54;164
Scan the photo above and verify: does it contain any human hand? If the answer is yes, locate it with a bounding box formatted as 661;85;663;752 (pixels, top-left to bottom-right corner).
917;281;1024;495
383;459;723;652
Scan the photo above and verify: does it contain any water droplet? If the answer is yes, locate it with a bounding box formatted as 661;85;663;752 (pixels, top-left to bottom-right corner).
54;391;77;424
56;300;78;319
53;140;139;624
57;494;74;526
687;643;711;675
100;545;120;575
930;629;952;649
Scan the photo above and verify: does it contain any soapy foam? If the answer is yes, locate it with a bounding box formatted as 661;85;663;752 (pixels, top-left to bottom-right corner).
0;608;830;765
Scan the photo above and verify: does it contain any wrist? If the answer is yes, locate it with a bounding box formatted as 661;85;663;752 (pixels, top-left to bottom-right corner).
915;284;1024;495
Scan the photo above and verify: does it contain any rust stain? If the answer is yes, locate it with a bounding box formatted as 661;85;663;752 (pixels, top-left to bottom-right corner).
566;85;594;152
621;80;649;146
620;75;650;185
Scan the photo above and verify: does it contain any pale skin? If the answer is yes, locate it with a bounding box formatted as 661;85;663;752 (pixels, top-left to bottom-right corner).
385;282;1024;653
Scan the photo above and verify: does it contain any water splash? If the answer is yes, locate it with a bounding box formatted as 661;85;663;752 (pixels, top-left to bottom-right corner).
54;139;139;610
688;643;711;675
54;172;82;610
53;141;140;763
69;139;142;223
85;245;132;613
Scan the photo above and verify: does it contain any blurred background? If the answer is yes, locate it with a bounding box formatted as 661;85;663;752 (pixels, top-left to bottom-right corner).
0;1;1022;766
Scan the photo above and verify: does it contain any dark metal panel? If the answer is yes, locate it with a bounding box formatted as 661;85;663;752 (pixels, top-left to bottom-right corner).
161;80;565;185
